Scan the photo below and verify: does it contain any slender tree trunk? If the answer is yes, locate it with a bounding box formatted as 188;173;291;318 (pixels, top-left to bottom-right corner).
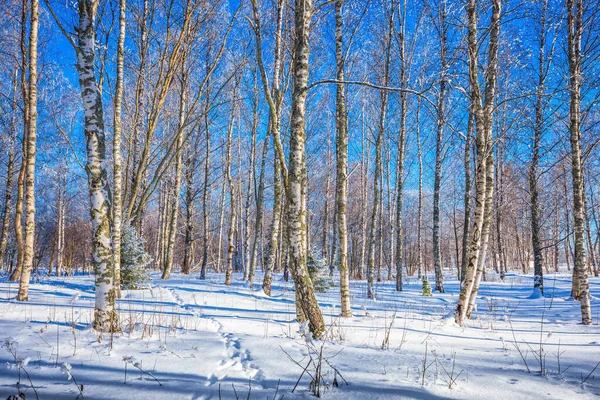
243;78;258;284
18;0;39;302
217;175;226;273
529;0;548;294
263;148;282;294
112;0;126;296
73;0;117;331
359;101;369;281
55;174;66;277
286;0;325;338
182;145;196;275
453;189;461;279
323;133;330;263
460;108;474;282
416;101;423;279
154;185;164;270
9;0;29;283
553;201;560;272
334;0;351;316
432;1;448;293
466;141;494;319
496;144;505;280
377;178;384;282
0;140;16;271
455;0;501;326
252;137;268;289
368;7;393;299
251;0;286;295
395;4;407;291
583;181;598;277
566;0;591;324
200;94;212;280
162;66;188;280
224;88;238;286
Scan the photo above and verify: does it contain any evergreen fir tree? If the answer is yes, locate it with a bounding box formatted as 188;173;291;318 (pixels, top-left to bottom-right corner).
421;276;432;296
306;250;330;293
120;222;152;289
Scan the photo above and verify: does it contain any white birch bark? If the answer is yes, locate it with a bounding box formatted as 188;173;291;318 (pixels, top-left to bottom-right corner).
75;0;117;331
455;0;501;326
335;0;351;317
287;0;325;338
566;0;592;325
112;0;126;296
17;0;39;302
162;66;188;280
224;88;238;286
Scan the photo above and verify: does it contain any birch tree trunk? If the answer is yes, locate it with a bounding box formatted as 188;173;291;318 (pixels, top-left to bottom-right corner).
287;0;325;338
162;67;188;280
460;109;473;282
9;0;29;283
335;0;351;317
496;143;505;279
154;185;164;270
64;0;118;331
0;136;16;271
583;182;598;277
55;172;66;276
367;7;393;299
217;177;226;273
566;0;592;325
359;102;369;281
200;95;212;280
455;0;501;326
250;0;286;296
323;133;330;264
395;5;407;290
251;136;268;289
112;0;126;296
263;149;282;294
416;101;423;279
224;88;238;286
17;0;39;302
243;78;258;284
466;145;494;318
529;0;547;294
432;0;448;293
182;145;196;275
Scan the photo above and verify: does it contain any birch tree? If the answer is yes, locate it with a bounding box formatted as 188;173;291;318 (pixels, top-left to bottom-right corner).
9;0;30;283
333;0;351;316
394;0;408;291
431;0;449;293
529;0;551;294
224;81;239;286
455;0;501;326
46;0;118;331
460;108;473;282
112;0;126;295
0;89;18;271
367;6;394;299
250;0;287;296
286;0;325;337
566;0;592;325
17;0;39;302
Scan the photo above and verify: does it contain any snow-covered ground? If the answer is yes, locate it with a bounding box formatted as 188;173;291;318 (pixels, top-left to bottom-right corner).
1;271;599;399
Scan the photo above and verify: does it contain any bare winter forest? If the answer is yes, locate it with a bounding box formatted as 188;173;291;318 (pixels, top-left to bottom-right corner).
0;0;599;399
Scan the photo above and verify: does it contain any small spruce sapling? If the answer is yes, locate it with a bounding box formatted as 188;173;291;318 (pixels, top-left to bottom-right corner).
120;222;152;289
307;250;330;293
421;276;432;296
